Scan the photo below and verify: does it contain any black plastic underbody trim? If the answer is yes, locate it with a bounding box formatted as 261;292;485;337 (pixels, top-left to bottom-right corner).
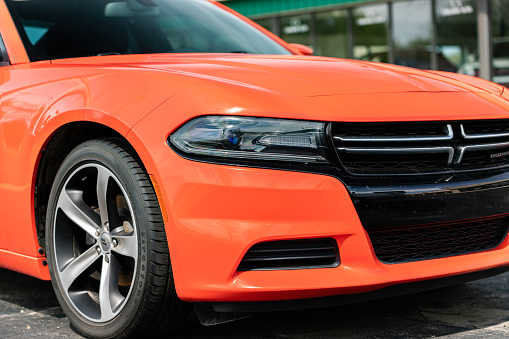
207;265;509;313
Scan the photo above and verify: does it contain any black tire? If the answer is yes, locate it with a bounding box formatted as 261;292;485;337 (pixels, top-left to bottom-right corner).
45;138;189;338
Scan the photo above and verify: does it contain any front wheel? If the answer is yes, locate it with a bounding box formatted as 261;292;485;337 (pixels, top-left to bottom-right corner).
45;138;188;338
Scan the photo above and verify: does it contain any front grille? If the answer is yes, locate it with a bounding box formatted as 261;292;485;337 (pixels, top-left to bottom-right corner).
332;120;509;175
462;120;509;136
366;215;509;264
340;152;447;174
237;238;340;271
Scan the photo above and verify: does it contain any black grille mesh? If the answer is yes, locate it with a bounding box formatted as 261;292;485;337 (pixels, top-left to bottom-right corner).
459;148;509;168
340;153;447;174
237;238;339;271
367;215;509;264
462;120;509;135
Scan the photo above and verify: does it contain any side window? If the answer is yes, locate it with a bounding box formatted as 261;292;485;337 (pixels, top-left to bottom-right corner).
0;35;9;66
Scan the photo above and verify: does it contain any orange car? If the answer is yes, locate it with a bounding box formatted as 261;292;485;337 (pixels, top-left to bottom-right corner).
2;0;509;337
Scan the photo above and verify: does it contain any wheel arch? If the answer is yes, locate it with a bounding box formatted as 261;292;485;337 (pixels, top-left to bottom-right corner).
34;121;138;252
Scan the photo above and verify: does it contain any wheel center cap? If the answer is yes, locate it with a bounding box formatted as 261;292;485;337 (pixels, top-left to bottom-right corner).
100;233;111;251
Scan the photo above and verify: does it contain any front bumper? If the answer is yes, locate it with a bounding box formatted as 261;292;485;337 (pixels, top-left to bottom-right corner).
148;144;509;302
119;76;509;305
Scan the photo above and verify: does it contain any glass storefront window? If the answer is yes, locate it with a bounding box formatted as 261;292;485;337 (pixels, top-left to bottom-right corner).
436;0;477;73
353;4;389;63
392;0;432;70
280;14;312;48
242;0;498;79
491;0;509;87
315;10;348;58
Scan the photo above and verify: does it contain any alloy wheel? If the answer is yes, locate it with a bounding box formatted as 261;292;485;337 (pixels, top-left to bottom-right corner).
53;163;137;322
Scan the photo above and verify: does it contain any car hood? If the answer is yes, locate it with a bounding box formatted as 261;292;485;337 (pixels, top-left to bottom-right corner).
54;54;502;97
134;55;493;96
44;54;509;125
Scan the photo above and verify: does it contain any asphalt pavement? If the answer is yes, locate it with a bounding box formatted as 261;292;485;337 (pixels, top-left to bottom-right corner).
2;267;509;338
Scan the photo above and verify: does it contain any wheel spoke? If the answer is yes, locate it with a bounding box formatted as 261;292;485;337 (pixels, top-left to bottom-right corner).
60;246;100;291
96;166;111;230
99;255;124;321
57;189;100;236
111;234;138;258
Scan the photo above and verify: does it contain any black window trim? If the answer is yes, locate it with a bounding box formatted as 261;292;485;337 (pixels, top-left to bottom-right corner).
0;34;10;66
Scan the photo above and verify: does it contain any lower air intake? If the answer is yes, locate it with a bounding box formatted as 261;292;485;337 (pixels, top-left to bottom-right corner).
367;215;509;264
237;238;340;271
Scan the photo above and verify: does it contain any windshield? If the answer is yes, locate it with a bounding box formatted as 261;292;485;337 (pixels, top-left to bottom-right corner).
5;0;291;61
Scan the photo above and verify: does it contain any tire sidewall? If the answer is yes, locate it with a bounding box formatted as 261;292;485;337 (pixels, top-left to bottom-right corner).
46;141;151;338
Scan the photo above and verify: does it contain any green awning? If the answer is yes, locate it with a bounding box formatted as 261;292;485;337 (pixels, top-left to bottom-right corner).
221;0;376;18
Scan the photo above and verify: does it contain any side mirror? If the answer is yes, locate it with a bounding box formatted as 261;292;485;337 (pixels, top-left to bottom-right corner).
289;43;314;56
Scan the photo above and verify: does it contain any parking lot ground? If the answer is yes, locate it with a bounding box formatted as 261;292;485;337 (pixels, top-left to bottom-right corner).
2;267;509;338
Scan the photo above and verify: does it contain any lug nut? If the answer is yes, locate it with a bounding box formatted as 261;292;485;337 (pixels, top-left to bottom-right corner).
112;239;118;247
96;247;101;255
105;254;110;263
95;228;101;236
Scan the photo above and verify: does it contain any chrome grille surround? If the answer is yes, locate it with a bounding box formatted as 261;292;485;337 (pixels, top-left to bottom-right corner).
332;120;509;175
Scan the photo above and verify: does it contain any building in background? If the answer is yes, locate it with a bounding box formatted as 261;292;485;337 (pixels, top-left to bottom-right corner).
219;0;508;87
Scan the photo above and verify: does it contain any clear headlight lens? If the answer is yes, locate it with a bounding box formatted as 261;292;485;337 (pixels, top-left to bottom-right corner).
170;116;329;164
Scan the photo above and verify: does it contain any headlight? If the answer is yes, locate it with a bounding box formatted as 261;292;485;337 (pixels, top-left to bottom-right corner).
169;116;329;164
